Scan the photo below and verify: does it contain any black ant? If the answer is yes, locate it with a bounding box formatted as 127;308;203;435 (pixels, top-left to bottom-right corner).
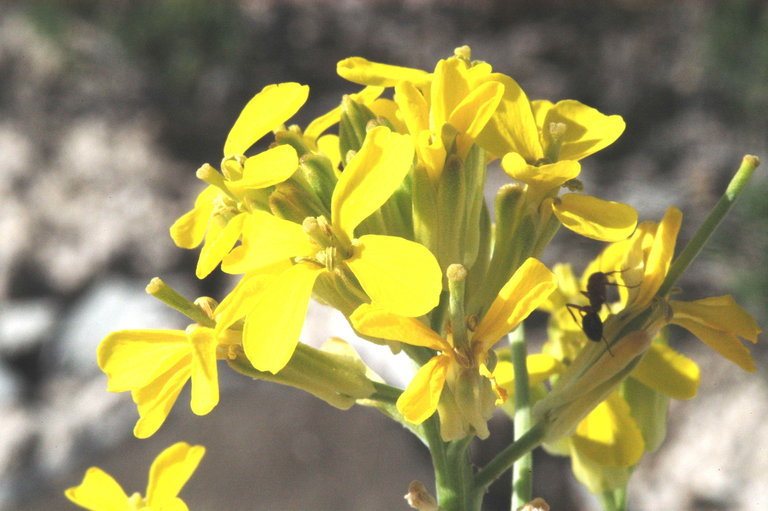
566;270;632;356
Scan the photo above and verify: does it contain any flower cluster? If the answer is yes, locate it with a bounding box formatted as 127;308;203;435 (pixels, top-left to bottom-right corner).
68;47;760;511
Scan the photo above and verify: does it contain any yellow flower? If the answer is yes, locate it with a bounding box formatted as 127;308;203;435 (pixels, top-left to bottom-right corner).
98;320;239;439
602;206;761;371
339;50;505;180
170;82;308;278
501;153;637;242
351;257;556;439
214;126;443;374
65;442;205;511
393;57;503;179
531;204;759;494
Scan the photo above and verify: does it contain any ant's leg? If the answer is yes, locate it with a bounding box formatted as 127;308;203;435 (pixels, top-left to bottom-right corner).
565;303;586;329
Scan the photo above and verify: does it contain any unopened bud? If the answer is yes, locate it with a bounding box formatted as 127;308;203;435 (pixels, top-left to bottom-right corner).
519;497;549;511
404;481;438;511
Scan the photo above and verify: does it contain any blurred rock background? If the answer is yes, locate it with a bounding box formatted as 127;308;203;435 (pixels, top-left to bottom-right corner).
1;0;766;510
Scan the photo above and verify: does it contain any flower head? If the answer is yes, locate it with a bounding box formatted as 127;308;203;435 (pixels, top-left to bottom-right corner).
65;442;205;511
98;296;239;438
352;257;556;439
214;126;443;374
170;83;308;278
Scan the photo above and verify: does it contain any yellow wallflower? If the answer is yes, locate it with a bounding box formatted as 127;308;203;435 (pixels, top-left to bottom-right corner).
603;206;761;371
340;51;504;180
351;257;556;440
212;126;443;374
65;442;205;511
532;204;760;494
170;82;308;278
99;320;239;439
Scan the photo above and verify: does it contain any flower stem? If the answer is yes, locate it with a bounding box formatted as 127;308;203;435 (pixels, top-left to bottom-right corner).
509;324;533;510
474;421;545;492
423;420;482;511
657;155;760;297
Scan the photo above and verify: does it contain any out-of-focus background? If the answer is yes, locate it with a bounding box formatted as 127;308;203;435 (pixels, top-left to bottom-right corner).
1;0;767;510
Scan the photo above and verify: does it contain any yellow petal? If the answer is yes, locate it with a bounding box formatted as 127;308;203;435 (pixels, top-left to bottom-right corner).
187;326;219;415
169;185;219;249
633;206;682;308
316;134;341;171
672;314;756;372
146;442;205;506
553;194;638;242
98;330;189;392
350;304;447;350
133;357;191;439
415;130;446;180
220;211;315;274
476;73;543;161
242;263;322;373
347;234;442;317
671;296;761;343
214;272;280;332
543;99;626;161
396;354;451;423
337;57;431;88
370;98;408;134
227;145;298;194
493;354;563;392
474;258;557;350
394;81;430;136
531;99;553;128
65;467;128;511
631;343;700;400
448;81;504;142
195;212;246;279
569;442;632;495
430;58;470;131
331;126;415;238
571;393;644;467
502;156;581;193
223;82;309;157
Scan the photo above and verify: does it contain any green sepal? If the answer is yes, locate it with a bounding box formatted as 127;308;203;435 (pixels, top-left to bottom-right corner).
339;96;377;158
412;164;440;253
275;128;313;157
460;145;487;270
621;377;669;453
474;184;525;310
436;155;466;272
465;202;492;316
299;153;338;211
269;179;329;223
228;342;375;410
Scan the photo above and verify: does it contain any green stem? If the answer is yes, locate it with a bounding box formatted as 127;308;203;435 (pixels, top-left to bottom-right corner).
423;420;482;511
657;155;760;297
509;325;533;510
474;422;545;491
369;381;401;405
599;488;628;511
448;264;470;352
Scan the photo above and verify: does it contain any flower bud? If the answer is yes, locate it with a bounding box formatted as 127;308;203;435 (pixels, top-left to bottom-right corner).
404;481;438;511
269;180;328;223
339;95;377;157
437;364;497;441
532;330;651;443
299;153;338;210
228;339;375;410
